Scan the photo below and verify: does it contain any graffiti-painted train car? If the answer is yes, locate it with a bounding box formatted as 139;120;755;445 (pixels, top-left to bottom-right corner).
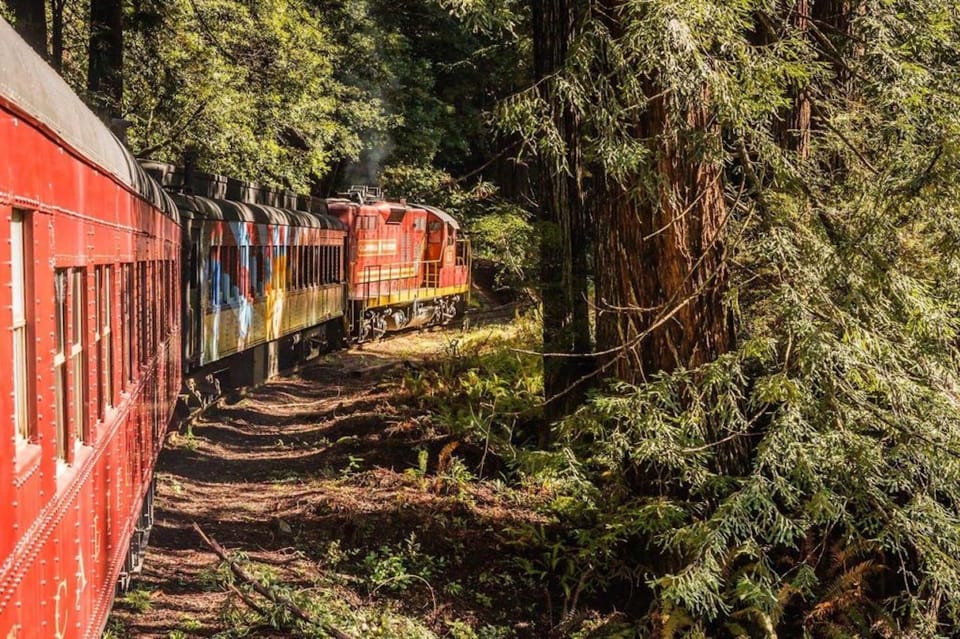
176;193;347;388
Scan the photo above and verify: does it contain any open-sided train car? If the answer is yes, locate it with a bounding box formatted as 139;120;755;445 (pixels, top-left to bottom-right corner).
0;18;181;639
328;195;471;341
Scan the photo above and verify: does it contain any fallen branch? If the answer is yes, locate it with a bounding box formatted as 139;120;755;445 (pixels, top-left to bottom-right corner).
193;522;355;639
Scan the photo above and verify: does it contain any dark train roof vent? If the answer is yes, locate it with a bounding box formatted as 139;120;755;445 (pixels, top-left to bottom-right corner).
138;159;325;215
346;185;384;204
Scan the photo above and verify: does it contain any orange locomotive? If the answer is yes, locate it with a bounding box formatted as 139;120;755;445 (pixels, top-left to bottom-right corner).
329;189;471;342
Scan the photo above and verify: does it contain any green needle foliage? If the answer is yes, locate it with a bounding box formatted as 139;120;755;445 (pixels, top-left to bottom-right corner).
455;0;960;635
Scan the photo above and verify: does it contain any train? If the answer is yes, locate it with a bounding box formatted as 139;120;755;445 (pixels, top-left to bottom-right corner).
0;17;470;639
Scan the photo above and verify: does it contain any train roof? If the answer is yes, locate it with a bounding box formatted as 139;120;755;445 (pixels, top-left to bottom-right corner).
173;193;346;230
326;199;463;231
0;18;177;218
417;204;461;231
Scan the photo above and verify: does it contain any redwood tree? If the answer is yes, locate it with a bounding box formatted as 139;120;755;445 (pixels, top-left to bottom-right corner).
531;0;593;420
88;0;123;118
591;4;732;384
9;0;47;59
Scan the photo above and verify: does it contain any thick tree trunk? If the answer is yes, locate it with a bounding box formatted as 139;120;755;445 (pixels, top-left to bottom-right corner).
88;0;124;118
10;0;48;59
51;0;64;70
595;88;732;384
532;0;593;422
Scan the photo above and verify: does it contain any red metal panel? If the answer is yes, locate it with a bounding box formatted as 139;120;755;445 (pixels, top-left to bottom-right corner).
0;91;182;639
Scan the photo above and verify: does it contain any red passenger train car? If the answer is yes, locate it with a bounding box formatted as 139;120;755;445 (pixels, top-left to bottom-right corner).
0;18;181;639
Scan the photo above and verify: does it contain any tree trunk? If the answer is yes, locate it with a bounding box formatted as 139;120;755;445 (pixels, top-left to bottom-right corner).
88;0;124;118
594;87;732;384
10;0;48;60
532;0;593;422
51;0;64;71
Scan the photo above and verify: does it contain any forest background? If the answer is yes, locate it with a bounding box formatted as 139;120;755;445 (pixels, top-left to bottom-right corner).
7;0;960;637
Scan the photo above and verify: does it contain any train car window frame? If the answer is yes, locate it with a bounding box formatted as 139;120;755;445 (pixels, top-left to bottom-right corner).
320;245;328;284
255;247;265;298
95;267;104;422
137;261;148;366
70;268;88;445
54;269;68;463
121;263;134;386
103;265;114;408
263;246;273;294
209;246;221;307
151;261;160;359
11;210;33;445
228;246;240;303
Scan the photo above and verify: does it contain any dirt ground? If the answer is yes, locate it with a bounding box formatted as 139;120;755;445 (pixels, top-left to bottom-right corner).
105;330;549;638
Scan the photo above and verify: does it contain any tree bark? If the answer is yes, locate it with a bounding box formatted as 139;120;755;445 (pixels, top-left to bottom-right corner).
10;0;48;60
532;0;593;422
594;86;732;384
50;0;64;70
88;0;124;118
750;2;813;159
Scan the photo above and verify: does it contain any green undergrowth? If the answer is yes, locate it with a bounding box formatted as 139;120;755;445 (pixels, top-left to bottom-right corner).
402;311;545;473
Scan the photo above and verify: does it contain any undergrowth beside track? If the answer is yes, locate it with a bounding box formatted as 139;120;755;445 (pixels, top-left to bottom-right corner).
106;313;627;639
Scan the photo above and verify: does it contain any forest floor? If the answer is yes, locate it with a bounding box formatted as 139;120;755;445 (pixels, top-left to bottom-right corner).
105;322;557;639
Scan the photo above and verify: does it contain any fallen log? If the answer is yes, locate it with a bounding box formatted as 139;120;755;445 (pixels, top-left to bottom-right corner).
193;522;355;639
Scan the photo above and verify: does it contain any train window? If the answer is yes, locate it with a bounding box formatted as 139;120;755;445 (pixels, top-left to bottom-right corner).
447;224;455;246
103;266;113;408
11;211;32;444
95;267;104;421
255;247;264;297
150;262;157;354
262;247;272;294
220;246;235;303
357;215;377;231
284;246;293;291
208;247;219;306
54;269;68;461
71;269;88;444
137;262;148;365
387;208;405;224
121;264;133;385
321;246;328;284
302;247;309;288
413;216;426;232
286;246;294;290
